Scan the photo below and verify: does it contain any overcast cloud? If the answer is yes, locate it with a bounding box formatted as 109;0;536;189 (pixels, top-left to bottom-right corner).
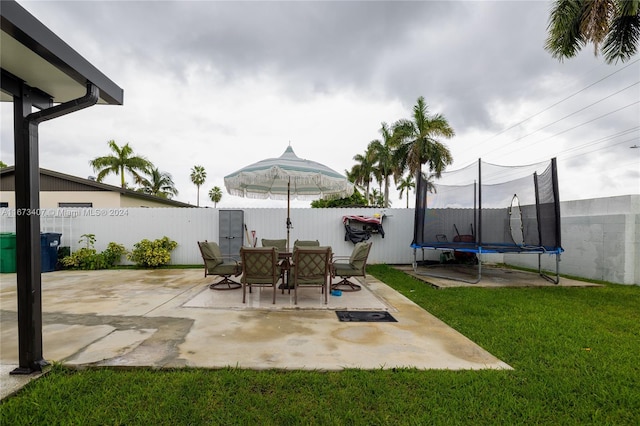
1;0;638;208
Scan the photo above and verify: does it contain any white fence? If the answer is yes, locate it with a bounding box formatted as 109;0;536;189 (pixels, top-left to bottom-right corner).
1;195;638;284
0;207;416;265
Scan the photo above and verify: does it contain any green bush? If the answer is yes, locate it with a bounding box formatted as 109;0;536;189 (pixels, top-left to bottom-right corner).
60;247;103;270
128;236;177;268
102;242;128;266
60;234;126;270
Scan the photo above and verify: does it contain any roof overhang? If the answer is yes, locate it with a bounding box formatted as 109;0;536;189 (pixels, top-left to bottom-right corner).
0;0;123;105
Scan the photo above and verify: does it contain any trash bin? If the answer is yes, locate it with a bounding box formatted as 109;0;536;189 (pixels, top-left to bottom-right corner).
41;232;62;273
0;232;17;273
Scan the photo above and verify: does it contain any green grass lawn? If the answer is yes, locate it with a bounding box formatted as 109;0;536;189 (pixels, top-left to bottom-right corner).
2;265;639;425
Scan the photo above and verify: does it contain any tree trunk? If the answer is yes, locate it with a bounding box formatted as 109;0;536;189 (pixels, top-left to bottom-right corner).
384;175;390;208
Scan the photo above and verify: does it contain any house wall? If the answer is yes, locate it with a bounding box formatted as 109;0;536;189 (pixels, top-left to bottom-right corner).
118;195;184;208
0;191;185;208
41;191;120;208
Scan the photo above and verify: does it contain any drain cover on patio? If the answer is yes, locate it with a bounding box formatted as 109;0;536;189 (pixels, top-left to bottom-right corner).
335;311;397;322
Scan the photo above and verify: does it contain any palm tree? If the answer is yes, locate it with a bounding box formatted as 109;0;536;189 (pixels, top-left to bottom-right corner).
545;0;640;64
89;140;152;188
368;122;398;208
396;174;415;209
368;188;386;207
393;96;455;183
350;145;376;205
208;186;222;208
190;165;207;207
345;168;363;191
138;168;178;199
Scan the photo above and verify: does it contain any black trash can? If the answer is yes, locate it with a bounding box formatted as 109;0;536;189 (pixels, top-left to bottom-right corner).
41;233;62;272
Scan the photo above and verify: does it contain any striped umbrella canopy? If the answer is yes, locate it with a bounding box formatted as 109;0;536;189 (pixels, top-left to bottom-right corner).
224;145;354;248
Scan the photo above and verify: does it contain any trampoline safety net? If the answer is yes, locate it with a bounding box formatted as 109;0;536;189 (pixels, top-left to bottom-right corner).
412;158;563;283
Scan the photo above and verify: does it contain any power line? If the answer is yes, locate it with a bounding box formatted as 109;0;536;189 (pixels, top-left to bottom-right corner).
507;81;639;144
556;127;639;155
558;137;640;161
465;58;640;157
486;101;640;160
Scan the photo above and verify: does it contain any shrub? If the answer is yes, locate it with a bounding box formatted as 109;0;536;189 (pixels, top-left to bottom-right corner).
102;242;127;266
61;247;103;270
60;234;126;270
128;236;177;268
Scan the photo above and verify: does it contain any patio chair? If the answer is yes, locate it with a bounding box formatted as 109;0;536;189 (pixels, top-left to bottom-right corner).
240;246;281;304
293;239;320;248
197;241;242;290
331;241;372;292
291;246;332;305
262;238;289;287
261;239;287;251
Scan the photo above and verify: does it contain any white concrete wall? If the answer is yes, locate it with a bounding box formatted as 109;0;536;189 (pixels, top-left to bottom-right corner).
504;195;639;285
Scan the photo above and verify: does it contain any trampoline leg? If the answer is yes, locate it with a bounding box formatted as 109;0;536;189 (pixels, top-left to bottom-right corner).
413;248;417;271
412;247;482;285
413;248;427;272
539;252;561;284
538;253;543;280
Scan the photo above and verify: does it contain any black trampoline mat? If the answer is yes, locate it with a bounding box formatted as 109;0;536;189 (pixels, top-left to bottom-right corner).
336;311;397;322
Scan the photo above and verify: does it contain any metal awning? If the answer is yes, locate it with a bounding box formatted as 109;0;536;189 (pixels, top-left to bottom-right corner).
1;0;123;105
1;0;124;375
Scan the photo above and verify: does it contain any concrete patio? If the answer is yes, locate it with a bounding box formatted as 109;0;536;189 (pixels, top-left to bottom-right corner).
0;267;521;400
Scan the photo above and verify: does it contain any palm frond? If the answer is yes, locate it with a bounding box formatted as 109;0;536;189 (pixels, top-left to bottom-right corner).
545;0;586;60
602;5;640;63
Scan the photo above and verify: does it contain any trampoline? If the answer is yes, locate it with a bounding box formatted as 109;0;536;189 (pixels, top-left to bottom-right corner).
412;158;563;284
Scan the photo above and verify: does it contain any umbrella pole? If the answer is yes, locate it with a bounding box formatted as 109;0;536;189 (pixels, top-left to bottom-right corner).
286;178;291;251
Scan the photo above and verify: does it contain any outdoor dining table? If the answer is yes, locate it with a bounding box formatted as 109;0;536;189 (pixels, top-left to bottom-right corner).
278;247;334;292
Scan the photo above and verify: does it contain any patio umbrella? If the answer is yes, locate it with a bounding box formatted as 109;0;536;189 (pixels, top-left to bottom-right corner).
224;145;354;249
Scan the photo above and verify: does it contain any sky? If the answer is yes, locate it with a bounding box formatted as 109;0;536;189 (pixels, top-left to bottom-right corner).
1;0;639;209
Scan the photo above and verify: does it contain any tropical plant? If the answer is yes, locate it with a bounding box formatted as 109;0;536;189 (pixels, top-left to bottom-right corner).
310;189;368;208
60;234;126;270
396;173;415;208
545;0;640;64
190;165;207;207
79;233;96;248
101;242;128;267
208;186;222;208
344;168;365;195
89;140;152;188
393;96;455;183
137;167;178;199
369;188;385;207
128;236;178;268
350;145;376;205
368;123;398;208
